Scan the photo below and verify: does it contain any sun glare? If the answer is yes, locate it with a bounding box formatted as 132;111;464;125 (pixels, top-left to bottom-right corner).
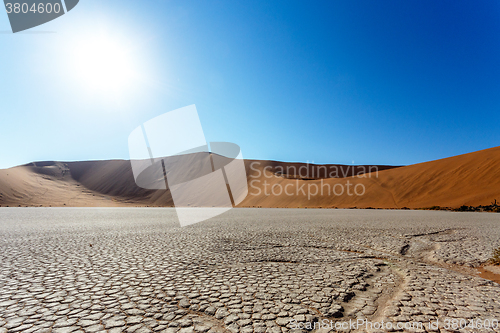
72;34;137;95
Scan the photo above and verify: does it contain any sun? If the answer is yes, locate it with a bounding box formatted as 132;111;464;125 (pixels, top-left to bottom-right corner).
71;33;137;95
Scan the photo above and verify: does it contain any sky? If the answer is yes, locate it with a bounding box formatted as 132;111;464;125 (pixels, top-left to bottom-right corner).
0;0;499;169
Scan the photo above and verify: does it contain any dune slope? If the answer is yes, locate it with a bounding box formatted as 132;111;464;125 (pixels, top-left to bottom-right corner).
0;146;499;208
240;146;500;208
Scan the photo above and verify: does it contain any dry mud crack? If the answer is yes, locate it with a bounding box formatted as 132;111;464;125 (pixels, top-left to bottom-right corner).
0;208;499;333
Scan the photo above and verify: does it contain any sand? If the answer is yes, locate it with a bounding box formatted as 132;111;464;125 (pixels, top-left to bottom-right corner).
241;146;500;209
1;146;499;208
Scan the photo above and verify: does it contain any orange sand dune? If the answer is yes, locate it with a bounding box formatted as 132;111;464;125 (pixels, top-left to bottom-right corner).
0;161;172;207
0;146;499;208
241;146;500;208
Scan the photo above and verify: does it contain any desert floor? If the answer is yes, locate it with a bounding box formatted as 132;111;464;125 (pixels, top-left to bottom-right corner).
0;208;499;333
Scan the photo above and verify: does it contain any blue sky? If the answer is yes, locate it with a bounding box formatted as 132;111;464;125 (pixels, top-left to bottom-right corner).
1;0;499;169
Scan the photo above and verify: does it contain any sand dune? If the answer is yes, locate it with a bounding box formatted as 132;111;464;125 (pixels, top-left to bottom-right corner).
0;161;171;207
241;146;500;209
1;146;499;208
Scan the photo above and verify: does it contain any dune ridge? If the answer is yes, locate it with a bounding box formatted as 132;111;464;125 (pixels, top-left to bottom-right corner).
1;146;499;209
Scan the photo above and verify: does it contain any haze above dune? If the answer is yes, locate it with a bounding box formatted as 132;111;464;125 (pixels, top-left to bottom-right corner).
1;146;499;209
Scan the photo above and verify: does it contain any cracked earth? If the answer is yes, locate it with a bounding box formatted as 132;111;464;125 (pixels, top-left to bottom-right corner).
0;208;499;333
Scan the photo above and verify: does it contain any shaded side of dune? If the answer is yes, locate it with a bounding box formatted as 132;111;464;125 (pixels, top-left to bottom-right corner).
65;160;173;206
0;160;173;207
